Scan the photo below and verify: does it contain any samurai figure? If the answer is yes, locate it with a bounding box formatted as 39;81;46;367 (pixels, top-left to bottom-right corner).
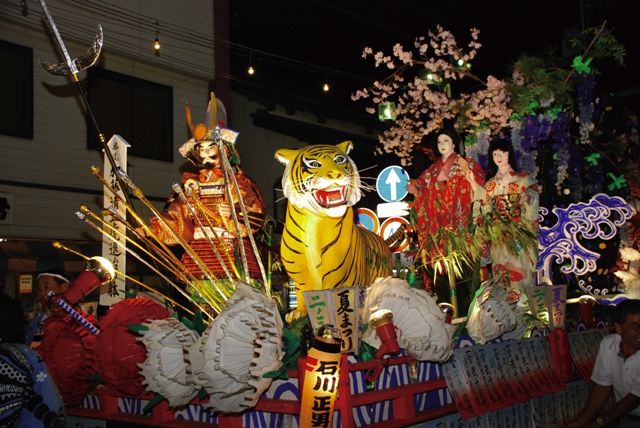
144;94;266;281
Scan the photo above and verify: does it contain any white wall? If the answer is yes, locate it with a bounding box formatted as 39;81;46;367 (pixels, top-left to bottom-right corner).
0;0;378;242
0;0;215;241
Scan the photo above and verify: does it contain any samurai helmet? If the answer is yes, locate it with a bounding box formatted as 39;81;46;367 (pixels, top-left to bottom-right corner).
178;92;240;168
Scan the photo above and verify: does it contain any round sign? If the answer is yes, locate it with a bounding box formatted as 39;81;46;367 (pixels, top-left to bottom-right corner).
379;216;409;253
376;166;410;203
355;208;380;234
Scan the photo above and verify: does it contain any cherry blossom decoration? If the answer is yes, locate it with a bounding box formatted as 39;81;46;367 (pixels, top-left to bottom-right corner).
137;318;199;408
352;26;511;166
362;277;456;362
184;283;283;413
465;277;528;344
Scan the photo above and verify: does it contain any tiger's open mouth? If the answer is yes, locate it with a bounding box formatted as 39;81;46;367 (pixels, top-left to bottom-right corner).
314;186;347;207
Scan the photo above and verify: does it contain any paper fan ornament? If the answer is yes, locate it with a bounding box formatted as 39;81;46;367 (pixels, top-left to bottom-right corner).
137;318;199;408
38;311;98;405
86;298;170;396
185;283;283;413
362;277;456;362
466;277;528;344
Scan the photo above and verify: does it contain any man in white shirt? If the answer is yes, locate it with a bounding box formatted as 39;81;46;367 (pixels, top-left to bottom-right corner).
566;299;640;428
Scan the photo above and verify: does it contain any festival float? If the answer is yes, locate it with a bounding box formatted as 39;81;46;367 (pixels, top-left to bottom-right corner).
32;2;640;427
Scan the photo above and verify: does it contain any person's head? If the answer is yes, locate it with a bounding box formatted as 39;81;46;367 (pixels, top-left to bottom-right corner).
179;138;241;170
37;269;70;304
196;140;221;169
436;130;461;158
488;139;518;177
0;292;27;343
612;299;640;355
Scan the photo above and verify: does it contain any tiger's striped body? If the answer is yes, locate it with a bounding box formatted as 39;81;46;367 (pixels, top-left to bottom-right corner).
275;141;393;315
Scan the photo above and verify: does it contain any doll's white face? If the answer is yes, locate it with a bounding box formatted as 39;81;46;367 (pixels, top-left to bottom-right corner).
437;134;455;157
492;149;510;168
197;141;221;169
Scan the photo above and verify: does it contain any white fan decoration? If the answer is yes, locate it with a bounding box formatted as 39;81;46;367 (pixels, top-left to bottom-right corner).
362;277;456;362
466;277;528;344
185;282;283;413
137;317;199;408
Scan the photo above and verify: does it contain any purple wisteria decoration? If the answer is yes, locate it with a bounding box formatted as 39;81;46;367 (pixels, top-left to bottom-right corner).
476;128;490;172
576;74;597;144
538;113;553;141
584;155;605;196
536;193;636;280
551;112;570;192
568;142;583;201
510;118;523;170
519;114;539;176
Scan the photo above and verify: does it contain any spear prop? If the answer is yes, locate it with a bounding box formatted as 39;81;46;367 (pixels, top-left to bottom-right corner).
38;1;175;298
36;0;126;198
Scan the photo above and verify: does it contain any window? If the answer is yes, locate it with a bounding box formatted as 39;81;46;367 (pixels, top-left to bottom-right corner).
0;39;33;139
87;67;173;162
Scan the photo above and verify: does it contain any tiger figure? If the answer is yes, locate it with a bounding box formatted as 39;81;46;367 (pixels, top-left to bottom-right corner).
275;141;395;316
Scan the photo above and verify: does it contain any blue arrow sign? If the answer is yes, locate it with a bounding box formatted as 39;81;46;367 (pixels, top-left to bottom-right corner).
376;166;410;203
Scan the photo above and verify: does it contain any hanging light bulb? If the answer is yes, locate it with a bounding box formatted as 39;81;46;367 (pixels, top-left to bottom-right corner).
154;21;161;51
248;51;254;75
323;83;329;92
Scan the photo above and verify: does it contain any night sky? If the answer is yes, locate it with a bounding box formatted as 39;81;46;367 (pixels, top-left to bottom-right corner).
229;0;639;115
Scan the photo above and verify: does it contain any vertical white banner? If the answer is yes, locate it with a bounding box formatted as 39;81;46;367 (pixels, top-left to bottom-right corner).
100;135;130;307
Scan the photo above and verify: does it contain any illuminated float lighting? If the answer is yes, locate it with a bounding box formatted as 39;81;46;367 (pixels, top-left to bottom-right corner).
300;325;342;428
62;256;115;305
378;102;396;122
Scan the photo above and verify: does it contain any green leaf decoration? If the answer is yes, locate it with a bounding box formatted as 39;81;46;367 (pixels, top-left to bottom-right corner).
546;106;562;120
198;388;208;400
85;373;102;391
585;152;601;165
412;203;537;312
264;327;301;380
607;173;626;190
572;55;593;75
120;289;136;299
126;324;149;333
359;340;378;363
192;310;207;336
170;311;179;319
408;273;423;289
409;205;418;227
282;328;301;367
142;394;165;413
181;317;195;331
286;315;311;337
264;365;289;379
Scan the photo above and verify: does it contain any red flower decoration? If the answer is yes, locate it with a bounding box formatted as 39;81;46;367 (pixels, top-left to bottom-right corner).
86;298;170;396
38;310;98;405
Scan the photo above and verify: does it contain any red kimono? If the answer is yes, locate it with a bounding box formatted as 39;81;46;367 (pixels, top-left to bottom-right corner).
413;152;485;244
